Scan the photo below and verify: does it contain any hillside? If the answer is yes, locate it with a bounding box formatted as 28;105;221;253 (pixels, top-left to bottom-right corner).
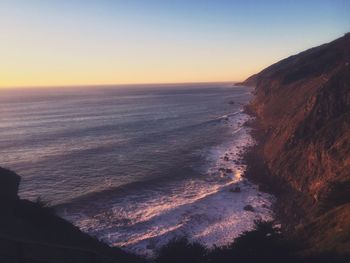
0;167;144;263
1;167;348;262
242;33;350;255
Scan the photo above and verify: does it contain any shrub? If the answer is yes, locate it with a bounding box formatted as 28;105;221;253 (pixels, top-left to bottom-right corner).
155;237;206;263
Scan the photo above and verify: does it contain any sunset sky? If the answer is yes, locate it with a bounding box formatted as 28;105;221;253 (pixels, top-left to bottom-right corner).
1;0;349;88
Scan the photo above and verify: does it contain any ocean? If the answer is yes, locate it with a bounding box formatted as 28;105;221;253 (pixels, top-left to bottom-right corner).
0;83;274;255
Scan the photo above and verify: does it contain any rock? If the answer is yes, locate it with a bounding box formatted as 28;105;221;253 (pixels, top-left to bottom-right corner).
225;168;233;173
242;180;250;186
243;205;255;212
228;100;235;105
146;242;156;250
230;186;241;193
0;167;20;201
218;168;226;172
224;156;229;161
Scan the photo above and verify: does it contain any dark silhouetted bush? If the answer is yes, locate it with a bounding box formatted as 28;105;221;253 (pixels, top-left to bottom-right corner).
154;221;302;263
155;237;206;263
206;220;299;263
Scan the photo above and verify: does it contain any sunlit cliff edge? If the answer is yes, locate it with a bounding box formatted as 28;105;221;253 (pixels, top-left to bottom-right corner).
242;33;350;255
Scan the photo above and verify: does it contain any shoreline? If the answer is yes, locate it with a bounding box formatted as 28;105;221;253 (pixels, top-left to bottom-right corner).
57;106;276;257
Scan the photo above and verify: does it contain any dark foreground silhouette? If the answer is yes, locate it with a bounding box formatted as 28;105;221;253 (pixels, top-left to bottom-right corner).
1;167;349;262
0;167;144;263
154;221;349;263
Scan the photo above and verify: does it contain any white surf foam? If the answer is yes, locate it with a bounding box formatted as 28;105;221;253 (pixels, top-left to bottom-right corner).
59;110;275;257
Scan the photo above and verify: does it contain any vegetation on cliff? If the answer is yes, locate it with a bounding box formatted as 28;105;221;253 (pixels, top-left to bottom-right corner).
0;167;144;263
242;33;350;256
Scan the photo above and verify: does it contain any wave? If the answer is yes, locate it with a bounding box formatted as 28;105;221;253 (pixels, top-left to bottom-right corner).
57;111;275;256
215;110;243;121
2;84;272;256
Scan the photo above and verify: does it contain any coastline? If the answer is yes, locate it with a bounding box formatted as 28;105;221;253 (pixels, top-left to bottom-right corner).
1;31;349;262
56;104;276;257
1;83;276;257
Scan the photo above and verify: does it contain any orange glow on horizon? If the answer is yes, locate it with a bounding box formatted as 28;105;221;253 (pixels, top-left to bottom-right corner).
1;1;347;89
0;52;268;88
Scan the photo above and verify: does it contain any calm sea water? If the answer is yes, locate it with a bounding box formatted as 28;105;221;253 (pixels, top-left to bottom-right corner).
0;83;274;255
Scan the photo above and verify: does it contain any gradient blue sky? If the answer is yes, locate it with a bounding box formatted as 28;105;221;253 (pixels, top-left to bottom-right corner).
1;0;349;87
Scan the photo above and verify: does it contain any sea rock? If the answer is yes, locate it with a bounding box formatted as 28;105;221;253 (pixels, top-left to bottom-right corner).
230;186;241;193
243;205;255;212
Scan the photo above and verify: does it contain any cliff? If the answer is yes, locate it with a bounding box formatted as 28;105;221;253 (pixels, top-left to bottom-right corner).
243;33;350;255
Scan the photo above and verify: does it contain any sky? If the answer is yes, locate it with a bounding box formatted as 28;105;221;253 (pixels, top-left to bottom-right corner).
0;0;349;88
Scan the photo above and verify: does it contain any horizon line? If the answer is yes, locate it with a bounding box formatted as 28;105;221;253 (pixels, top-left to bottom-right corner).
0;80;245;90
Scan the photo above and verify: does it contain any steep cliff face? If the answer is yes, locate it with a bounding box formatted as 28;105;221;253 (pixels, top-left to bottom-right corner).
244;33;350;254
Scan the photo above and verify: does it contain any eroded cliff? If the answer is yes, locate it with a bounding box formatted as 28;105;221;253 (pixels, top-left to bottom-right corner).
243;33;350;255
